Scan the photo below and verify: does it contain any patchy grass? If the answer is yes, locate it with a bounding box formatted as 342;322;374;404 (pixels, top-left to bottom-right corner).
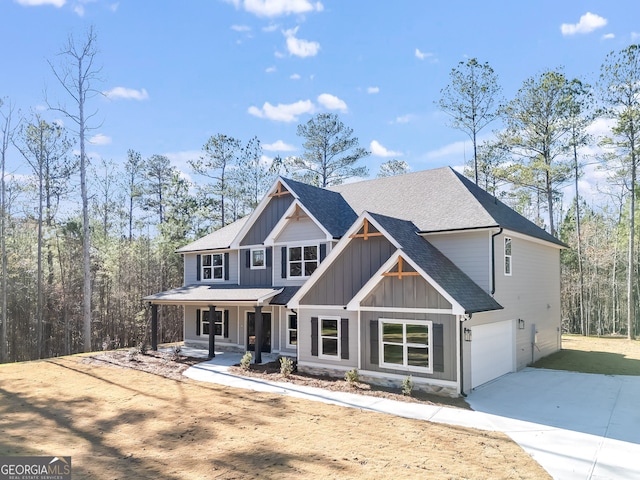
0;355;550;479
532;335;640;375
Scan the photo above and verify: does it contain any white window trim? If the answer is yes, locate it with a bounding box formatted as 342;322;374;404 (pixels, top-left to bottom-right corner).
287;243;319;279
199;308;226;337
250;247;266;270
286;312;298;349
379;318;433;374
504;237;512;276
319;315;341;359
201;253;225;282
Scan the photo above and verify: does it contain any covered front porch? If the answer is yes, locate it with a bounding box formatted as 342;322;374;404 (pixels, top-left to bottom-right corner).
144;284;299;363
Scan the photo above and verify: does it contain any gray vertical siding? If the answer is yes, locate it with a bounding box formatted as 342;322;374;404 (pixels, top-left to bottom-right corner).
275;216;325;243
300;236;396;305
360;275;452;310
183;251;239;285
239;247;273;286
240;195;293;246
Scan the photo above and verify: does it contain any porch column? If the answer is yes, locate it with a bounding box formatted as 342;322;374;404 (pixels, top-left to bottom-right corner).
151;304;158;351
208;305;216;359
254;305;263;364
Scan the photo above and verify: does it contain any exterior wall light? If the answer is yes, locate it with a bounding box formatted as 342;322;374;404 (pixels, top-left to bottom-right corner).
518;318;525;330
464;327;472;342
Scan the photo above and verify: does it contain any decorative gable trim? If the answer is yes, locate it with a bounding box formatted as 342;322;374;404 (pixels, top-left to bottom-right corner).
269;180;291;198
264;199;332;246
346;250;465;315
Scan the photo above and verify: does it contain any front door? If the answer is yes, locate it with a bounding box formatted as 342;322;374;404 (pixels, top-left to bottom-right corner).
247;312;272;353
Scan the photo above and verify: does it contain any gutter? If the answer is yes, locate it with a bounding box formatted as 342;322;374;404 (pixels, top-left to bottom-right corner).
491;227;503;295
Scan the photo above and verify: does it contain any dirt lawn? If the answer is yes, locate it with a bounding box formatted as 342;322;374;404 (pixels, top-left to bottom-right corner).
0;354;549;480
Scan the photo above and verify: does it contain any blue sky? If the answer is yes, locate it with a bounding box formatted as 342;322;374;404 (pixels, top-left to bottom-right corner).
2;0;639;196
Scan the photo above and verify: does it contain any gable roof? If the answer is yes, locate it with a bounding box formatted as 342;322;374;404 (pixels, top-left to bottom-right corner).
282;177;358;238
367;212;503;314
176;216;249;253
330;167;565;247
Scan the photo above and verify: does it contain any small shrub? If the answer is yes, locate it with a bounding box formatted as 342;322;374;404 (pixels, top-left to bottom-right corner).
127;348;139;361
240;351;252;370
280;356;294;377
344;368;359;384
402;375;414;396
136;341;149;355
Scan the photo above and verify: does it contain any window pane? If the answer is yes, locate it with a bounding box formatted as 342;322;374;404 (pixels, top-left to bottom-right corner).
304;245;317;260
289;330;297;345
212;254;223;266
213;267;223;279
406;324;428;345
214;323;223;336
382;323;403;343
505;238;512;255
383;344;403;364
304;261;317;276
322;338;338;356
288;315;297;329
203;322;210;335
289;262;302;277
289;247;301;261
203;268;212;279
321;319;338;337
202;255;212;267
408;347;429;367
252;250;264;267
505;256;511;274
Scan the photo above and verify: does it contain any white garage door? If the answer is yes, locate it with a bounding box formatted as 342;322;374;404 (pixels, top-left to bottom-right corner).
471;320;514;388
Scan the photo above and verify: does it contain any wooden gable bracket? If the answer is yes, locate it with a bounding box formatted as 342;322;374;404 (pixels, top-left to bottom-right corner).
269;181;291;198
349;218;384;241
382;256;420;280
286;204;308;221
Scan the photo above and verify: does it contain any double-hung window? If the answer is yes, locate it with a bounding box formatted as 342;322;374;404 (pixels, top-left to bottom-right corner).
504;237;512;276
287;313;298;347
288;245;318;278
200;310;224;336
319;317;339;358
202;253;224;280
380;319;432;372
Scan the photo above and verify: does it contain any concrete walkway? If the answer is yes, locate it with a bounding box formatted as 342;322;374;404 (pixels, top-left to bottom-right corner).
176;348;640;480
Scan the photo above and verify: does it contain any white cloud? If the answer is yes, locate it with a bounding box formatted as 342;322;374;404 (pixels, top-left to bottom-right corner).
231;24;251;32
393;114;415;124
367;86;380;94
632;32;640;41
15;0;65;6
109;3;119;12
561;12;607;36
263;24;279;32
425;140;469;159
370;140;402;158
283;27;320;57
415;48;434;60
89;133;112;145
602;33;615;40
290;73;301;80
266;66;277;73
263;140;296;152
231;0;323;17
248;99;314;122
103;87;149;101
317;93;347;112
73;3;84;15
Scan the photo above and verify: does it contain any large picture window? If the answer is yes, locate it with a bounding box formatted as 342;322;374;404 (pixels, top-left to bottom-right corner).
288;245;318;277
320;317;340;358
504;237;512;276
202;253;224;280
379;319;432;372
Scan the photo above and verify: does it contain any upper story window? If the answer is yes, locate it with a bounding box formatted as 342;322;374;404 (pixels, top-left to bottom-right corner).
251;248;266;270
202;253;224;280
288;245;318;278
504;237;512;276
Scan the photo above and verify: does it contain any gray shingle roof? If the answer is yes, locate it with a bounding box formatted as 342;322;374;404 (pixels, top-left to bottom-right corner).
144;284;282;303
176;216;249;253
369;212;503;314
282;177;358;238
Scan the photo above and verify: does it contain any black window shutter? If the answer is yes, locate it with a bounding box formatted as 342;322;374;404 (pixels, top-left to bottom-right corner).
266;247;272;268
245;250;250;268
196;309;201;336
370;320;379;364
224;253;230;280
433;323;444;372
281;246;287;278
311;317;318;356
319;243;327;262
340;318;349;359
224;310;229;338
196;255;201;281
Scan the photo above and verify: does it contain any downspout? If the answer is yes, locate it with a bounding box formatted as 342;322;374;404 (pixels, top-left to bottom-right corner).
459;317;465;397
491;227;503;295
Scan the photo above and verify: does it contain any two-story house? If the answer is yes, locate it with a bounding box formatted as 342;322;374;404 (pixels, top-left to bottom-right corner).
145;167;565;396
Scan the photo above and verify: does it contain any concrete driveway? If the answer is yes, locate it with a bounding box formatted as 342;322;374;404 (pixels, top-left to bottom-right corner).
466;368;640;480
